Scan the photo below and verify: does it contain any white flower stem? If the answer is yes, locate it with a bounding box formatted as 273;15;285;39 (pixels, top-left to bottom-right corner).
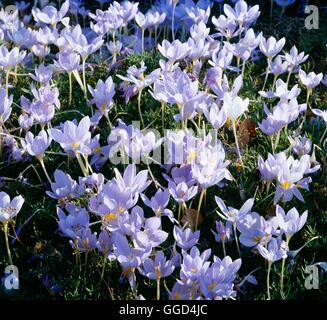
68;72;72;106
172;3;176;41
137;89;144;127
157;277;161;300
232;121;244;169
38;157;52;184
233;222;241;257
280;236;290;299
319;126;327;145
4;222;13;265
262;58;271;91
5;68;10;97
82;58;87;99
267;261;272;300
141;28;145;54
177;204;182;223
195;188;206;230
75;152;88;177
222;240;226;257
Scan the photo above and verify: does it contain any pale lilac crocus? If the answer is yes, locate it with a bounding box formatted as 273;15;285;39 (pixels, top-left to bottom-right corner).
0;191;24;264
29;63;53;85
32;0;70;28
260;36;286;90
282;46;308;83
88;76;115;121
312;108;327;145
54;50;81;105
180;246;211;285
22;130;52;182
0;87;13;126
140;251;174;299
0;45;26;95
298;69;323;104
222;91;249;168
113;232;152;290
215;196;254;255
46;169;80;201
257;238;287;299
57;203;90;239
275;205;308;240
50;116;91;176
212;220;232;257
291;136;312;156
135;216;168;248
173;226;200;251
199;256;242;300
158;39;190;65
141;188;174;220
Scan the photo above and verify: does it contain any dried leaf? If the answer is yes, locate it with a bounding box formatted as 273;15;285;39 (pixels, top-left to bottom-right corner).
181;208;204;228
237;119;257;148
33;242;44;253
265;205;276;219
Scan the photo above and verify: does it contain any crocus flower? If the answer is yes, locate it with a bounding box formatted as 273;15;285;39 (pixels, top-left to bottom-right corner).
113;164;150;194
212;15;240;41
312;109;327;124
0;191;25;223
54;50;80;72
291;136;312;156
223;0;260;29
158;39;190;64
135;216;168;248
0;88;13;125
222;92;249;123
203;102;227;129
64;25;104;60
282;45;308;72
237;212;273;247
96;230;114;260
215;196;254;224
46;170;81;201
258;152;320;203
259;79;301;102
113;232;152;289
180;246;211;285
199;256;242;300
22;130;52;159
173;226;200;251
258;237;287;300
259;99;306;136
88;76;115;116
258;238;287;263
298;69;323;90
29;63;53;85
275;205;308;239
32;0;70;28
140;251;175;280
259;36;286;59
57;203;89;239
168;181;198;205
71;228;97;253
141;188;173;219
49;116;91;155
0;45;26;69
222;91;249;167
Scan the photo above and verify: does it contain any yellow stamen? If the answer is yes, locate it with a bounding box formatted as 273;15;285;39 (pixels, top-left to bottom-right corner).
104;213;117;221
281;181;291;189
